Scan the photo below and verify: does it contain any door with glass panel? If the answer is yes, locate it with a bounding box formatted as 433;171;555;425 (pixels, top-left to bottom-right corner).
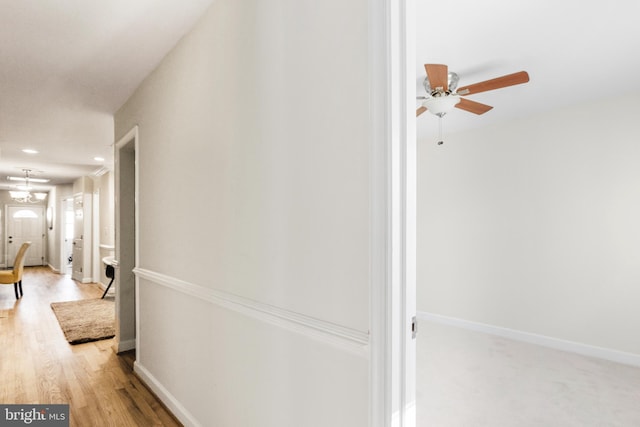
6;206;45;267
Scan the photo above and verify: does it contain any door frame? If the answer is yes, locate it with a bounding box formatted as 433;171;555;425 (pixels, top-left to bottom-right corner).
369;0;416;426
92;188;101;283
114;125;139;353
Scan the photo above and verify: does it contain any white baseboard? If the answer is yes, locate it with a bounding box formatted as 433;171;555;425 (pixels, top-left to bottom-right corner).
417;311;640;368
134;361;201;427
47;264;60;274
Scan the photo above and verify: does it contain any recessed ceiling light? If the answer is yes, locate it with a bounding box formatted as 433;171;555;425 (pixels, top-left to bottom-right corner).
94;157;105;162
22;149;38;154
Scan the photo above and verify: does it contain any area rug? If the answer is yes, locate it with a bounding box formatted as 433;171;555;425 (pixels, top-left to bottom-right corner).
50;299;115;344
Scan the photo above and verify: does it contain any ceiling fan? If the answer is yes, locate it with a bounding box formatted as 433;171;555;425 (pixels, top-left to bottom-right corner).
416;64;530;118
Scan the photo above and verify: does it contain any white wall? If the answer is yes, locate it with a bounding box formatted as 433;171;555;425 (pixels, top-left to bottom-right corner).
417;93;640;356
96;172;114;249
115;0;372;425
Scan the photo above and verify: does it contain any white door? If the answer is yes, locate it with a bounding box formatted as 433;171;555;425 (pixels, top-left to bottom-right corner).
63;199;74;274
72;238;83;280
71;194;84;281
7;206;45;267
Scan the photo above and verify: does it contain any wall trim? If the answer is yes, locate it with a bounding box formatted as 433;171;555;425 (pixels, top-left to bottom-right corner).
418;311;640;368
133;268;369;357
368;0;416;425
134;361;201;427
47;264;60;274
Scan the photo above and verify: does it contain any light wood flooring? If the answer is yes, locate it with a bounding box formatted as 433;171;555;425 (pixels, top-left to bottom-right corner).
0;266;181;427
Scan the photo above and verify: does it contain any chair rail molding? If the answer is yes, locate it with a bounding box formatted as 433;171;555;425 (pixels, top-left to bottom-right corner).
133;267;369;357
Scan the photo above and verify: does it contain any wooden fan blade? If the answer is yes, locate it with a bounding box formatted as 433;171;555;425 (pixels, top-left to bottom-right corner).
455;98;493;115
424;64;448;91
457;71;529;96
416;106;427;117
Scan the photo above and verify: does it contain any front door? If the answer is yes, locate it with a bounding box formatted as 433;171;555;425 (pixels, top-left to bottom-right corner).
7;206;45;267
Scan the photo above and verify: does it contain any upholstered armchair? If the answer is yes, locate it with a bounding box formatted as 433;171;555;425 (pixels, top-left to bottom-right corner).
0;242;31;299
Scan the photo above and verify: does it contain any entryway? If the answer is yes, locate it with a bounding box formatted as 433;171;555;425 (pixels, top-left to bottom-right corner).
114;125;138;353
6;205;45;267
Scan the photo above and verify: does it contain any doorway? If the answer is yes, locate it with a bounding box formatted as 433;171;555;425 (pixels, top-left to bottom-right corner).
6;205;45;266
71;193;85;282
62;198;74;275
114;126;138;353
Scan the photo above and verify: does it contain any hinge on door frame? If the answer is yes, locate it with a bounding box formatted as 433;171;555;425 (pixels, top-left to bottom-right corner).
411;316;418;339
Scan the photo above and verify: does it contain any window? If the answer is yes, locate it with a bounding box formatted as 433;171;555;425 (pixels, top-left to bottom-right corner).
13;210;38;219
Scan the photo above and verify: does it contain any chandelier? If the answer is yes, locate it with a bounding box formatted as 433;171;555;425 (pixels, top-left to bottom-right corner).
8;169;48;203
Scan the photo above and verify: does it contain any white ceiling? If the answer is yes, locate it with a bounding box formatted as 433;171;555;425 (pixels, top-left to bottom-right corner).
416;0;640;142
0;0;214;191
2;1;638;192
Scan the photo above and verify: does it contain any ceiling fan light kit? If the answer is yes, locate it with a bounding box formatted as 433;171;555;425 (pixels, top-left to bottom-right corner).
417;63;530;142
422;95;461;117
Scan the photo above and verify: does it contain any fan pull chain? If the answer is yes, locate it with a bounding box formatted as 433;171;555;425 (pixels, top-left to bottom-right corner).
437;116;444;145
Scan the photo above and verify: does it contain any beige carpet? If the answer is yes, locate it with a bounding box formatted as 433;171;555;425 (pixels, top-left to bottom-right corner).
51;299;115;344
417;320;640;426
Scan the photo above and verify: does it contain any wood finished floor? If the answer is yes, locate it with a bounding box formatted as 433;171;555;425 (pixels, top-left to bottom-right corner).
0;266;181;427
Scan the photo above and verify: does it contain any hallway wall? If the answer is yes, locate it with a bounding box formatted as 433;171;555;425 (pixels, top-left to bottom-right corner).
115;0;373;425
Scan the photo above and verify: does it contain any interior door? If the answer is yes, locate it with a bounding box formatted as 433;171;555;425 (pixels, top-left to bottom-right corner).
7;206;45;267
63;199;74;274
71;194;84;281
